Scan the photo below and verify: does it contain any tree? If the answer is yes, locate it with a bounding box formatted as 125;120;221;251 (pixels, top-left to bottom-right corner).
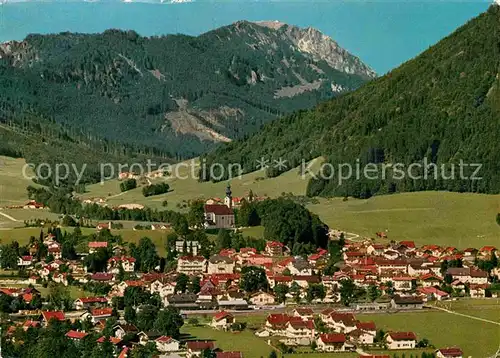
190;276;201;294
187;200;205;228
124;306;136;323
340;279;356;306
290;282;302;303
152;307;184;339
175;273;189;293
136;305;158;331
132;237;160;272
216;229;232;250
47;282;71;310
202;349;216;358
239;266;269;293
120;178;137;192
274;284;289;304
496;213;500;226
61;215;77;227
368;284;381;302
306;283;326;303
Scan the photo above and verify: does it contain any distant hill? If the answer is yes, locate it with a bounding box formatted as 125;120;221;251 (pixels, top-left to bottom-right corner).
203;6;500;197
0;21;374;171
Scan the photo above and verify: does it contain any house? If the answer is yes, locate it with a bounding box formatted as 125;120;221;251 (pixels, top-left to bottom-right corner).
107;256;136;273
436;347;463;358
265;314;292;335
385;332;417;350
17;255;34;267
285;319;315;344
91;272;114;282
418;287;449;301
74;296;108;310
479;246;496;258
349;328;374;345
113;324;139;339
88;241;108;254
316;333;347;352
137;331;162;346
48;247;62;259
41;311;65;326
446;267;488;284
323;312;357;333
391;295;424;310
65;330;88;341
211;311;235;330
287;258;313;276
207;255;235;274
419;273;442;287
186;341;215;358
155;336;180;353
216;352;243;358
356;321;376;336
166;294;199;309
292;308;314;320
91;307;113;323
96;222;112;231
392;277;413;291
177;256;207;275
249;291;276;306
469;284;488;298
265;241;284;256
204;205;235;229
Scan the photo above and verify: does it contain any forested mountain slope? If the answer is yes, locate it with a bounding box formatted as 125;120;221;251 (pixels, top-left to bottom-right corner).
203;6;500;197
0;21;374;163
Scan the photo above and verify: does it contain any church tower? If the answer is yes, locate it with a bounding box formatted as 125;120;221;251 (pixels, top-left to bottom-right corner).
224;183;233;208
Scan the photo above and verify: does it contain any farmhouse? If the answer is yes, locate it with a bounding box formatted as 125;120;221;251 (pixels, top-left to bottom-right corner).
155;336;180;353
385;332;417;350
436;347;463;358
211;311;235;330
316;333;347;352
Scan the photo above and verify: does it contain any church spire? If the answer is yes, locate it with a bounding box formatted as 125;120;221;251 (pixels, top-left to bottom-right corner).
224;182;233;208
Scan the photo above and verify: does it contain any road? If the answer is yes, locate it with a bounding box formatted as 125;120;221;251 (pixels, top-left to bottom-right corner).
431;305;500;326
0;209;20;222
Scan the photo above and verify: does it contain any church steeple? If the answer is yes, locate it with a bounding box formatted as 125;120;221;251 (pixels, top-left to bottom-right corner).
224;183;233;208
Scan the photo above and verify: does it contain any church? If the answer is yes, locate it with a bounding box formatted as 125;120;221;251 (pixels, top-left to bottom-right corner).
203;184;236;229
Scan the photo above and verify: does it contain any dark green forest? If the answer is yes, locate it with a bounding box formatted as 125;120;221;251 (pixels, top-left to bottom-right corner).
0;21;370;185
203;6;500;197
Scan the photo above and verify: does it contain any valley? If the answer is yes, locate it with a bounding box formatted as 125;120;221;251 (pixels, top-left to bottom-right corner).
1;155;498;249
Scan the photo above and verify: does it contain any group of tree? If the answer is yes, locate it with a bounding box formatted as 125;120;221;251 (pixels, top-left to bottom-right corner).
120;178;137;192
142;182;170;197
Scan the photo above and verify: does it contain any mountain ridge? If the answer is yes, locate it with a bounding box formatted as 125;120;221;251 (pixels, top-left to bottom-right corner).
0;20;374;167
202;6;500;197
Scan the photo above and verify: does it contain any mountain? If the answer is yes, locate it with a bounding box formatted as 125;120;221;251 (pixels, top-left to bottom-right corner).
202;6;500;197
0;21;374;167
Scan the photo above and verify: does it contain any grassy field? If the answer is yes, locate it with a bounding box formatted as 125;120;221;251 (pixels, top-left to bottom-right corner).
183;307;500;358
78;158;325;211
1;155;500;248
0;156;37;207
0;226;171;254
358;308;499;357
307;192;500;248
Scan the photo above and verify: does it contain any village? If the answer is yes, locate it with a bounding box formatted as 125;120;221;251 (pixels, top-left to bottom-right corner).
0;186;498;358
